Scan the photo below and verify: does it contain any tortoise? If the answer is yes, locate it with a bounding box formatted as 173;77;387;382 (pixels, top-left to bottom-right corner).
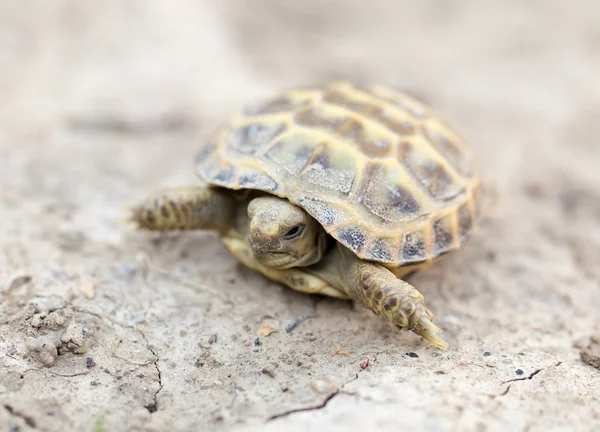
129;80;483;349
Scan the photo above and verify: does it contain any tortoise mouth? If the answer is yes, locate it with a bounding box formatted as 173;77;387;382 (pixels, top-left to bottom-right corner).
255;251;298;269
254;243;323;269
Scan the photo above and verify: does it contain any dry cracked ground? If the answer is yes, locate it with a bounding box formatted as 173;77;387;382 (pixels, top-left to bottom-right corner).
1;1;600;431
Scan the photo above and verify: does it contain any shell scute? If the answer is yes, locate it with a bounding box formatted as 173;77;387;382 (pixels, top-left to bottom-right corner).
401;229;429;263
294;105;394;158
365;237;398;263
333;224;369;256
264;132;317;176
432;212;457;256
397;139;465;202
355;162;424;224
422;122;473;178
237;166;279;193
456;202;474;241
294;195;355;230
297;142;357;199
227;121;286;157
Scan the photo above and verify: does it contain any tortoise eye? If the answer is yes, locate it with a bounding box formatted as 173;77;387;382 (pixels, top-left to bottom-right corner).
282;224;305;240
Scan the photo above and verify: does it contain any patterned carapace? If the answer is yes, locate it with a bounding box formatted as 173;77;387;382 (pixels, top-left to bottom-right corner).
196;81;482;267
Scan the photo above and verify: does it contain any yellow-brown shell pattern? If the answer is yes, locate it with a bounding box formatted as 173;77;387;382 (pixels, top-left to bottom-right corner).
196;81;482;267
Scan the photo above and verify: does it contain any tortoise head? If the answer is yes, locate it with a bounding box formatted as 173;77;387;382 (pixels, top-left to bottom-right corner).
247;196;327;269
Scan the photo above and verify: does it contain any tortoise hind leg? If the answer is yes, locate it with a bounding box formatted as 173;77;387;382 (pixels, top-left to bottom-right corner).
128;186;235;233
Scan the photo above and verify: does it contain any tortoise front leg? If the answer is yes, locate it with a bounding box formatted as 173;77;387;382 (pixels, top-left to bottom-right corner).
337;247;448;350
129;186;235;233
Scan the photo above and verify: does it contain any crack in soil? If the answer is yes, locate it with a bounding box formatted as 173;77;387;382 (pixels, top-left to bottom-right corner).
268;374;359;421
495;361;562;397
139;329;163;413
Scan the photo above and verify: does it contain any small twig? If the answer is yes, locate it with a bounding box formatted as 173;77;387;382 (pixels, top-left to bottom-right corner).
502;368;542;384
285;314;316;333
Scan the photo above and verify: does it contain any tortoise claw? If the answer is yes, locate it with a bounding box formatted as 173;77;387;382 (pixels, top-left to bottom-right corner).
414;316;448;350
418;315;443;334
417;328;449;350
117;205;141;231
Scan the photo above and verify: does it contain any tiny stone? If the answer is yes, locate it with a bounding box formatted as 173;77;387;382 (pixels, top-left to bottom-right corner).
406;352;419;358
86;357;96;368
208;334;217;344
136;373;144;378
30;314;45;328
78;274;97;299
310;377;337;393
254;338;262;346
483;352;492;357
90;381;99;386
25;337;40;351
515;369;524;376
360;357;370;369
262;367;276;378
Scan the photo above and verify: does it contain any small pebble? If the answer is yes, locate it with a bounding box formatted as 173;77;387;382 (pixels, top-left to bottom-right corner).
483;352;492;357
310;377;337;393
406;352;419;358
516;369;524;376
78;274;97;299
262;367;276;378
90;381;99;386
86;357;96;368
254;338;262;346
360;357;370;369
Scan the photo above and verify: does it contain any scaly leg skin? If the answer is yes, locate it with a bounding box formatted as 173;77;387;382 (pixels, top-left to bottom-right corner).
337;247;448;350
128;186;235;233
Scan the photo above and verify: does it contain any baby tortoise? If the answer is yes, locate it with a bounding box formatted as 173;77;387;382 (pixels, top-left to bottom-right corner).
130;81;483;349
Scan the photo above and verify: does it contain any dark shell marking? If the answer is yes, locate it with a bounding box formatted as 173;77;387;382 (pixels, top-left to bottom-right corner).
401;229;429;263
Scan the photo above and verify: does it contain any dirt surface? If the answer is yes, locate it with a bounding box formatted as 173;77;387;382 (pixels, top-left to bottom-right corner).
1;1;600;431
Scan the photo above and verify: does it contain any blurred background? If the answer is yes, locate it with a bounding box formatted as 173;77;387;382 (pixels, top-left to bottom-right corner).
2;1;599;191
2;1;598;167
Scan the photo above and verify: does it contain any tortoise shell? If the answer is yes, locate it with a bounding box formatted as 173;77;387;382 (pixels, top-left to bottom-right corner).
196;81;482;267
